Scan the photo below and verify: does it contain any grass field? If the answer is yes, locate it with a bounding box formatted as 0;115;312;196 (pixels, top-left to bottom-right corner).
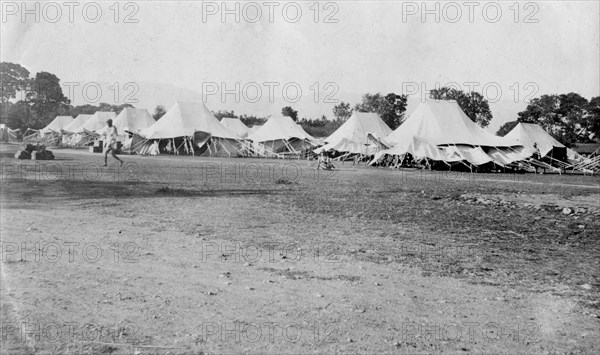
1;143;599;354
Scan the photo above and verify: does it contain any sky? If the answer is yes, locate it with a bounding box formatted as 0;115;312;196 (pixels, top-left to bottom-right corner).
1;0;599;132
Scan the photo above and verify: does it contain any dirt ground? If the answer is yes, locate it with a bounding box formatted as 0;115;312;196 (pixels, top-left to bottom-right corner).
1;143;599;354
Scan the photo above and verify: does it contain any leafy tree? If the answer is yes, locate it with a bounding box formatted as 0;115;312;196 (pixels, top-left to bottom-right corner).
24;72;70;128
298;115;343;138
333;101;353;122
153;105;167;120
0;62;30;103
496;120;519;137
354;93;408;129
281;106;298;121
213;110;236;120
98;102;134;114
585;96;600;140
517;93;593;144
429;87;492;127
239;114;266;127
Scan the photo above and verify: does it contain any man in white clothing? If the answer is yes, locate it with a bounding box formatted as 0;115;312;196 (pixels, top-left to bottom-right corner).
103;119;123;167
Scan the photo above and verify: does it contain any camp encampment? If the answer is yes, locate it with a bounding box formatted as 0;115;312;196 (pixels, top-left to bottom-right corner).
139;101;242;156
220;117;251;138
247;114;315;156
315;112;392;155
373;101;530;166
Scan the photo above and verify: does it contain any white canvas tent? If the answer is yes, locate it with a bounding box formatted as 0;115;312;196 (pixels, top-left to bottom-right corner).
97;108;155;136
220;117;251;138
248;114;314;156
374;101;530;166
82;111;117;132
504;122;568;158
139;102;242;157
63;114;94;134
95;108;156;152
41;116;74;134
315;112;392;155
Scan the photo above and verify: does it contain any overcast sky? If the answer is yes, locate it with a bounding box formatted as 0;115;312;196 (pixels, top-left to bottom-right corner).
2;1;598;131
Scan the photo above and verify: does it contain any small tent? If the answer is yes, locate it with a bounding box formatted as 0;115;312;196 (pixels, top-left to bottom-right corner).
504;122;568;161
248;114;314;156
316;112;392;155
220;117;251;138
139;102;242;157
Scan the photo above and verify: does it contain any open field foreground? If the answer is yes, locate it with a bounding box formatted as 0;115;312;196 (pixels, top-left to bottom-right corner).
1;143;599;354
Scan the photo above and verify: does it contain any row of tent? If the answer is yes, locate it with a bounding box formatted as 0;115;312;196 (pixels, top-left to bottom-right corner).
28;102;316;158
24;100;597;172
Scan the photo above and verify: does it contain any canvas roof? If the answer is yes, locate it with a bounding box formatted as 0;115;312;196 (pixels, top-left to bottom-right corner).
81;111;117;132
325;112;392;146
220;117;251;138
248;114;314;142
504;122;565;157
386;100;521;147
63;114;94;133
140;102;238;140
41;116;74;134
97;108;155;135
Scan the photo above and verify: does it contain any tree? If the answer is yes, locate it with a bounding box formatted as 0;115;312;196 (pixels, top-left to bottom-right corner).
0;62;30;103
26;72;70;129
333;101;352;122
153;105;167;121
213;110;236;120
98;102;134;114
517;93;592;144
354;93;408;129
496;120;519;137
429;87;493;127
281;106;298;121
585;97;600;140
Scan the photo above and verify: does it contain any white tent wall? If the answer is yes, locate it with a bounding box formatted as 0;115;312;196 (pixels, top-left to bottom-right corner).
63;114;94;134
41;116;74;134
220;117;251;138
248;114;314;143
82;111;117;132
324;112;392;146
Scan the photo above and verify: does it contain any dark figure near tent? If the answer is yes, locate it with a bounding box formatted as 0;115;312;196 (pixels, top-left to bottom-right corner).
103;119;123;167
533;143;541;159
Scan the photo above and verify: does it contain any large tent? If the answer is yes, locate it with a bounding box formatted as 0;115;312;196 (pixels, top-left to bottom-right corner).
315;112;392;155
220;117;251;138
374;100;530;166
504;122;568;160
139;101;242;156
41;116;74;134
247;114;314;156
